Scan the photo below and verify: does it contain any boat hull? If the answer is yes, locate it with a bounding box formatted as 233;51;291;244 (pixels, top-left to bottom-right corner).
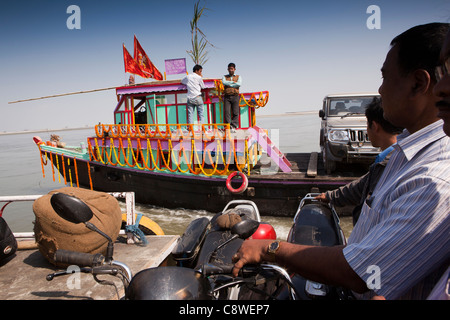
47;152;359;217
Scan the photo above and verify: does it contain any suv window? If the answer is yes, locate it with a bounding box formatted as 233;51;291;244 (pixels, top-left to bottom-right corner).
328;97;374;117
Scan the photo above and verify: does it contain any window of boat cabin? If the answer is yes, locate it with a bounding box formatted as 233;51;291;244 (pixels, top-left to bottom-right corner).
121;90;253;129
115;96;134;125
144;91;212;127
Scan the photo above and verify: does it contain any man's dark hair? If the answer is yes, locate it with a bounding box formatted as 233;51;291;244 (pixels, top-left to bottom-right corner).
228;63;236;68
193;64;202;72
366;97;404;134
390;22;450;82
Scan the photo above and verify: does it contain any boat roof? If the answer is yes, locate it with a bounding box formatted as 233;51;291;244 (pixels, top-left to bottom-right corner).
115;78;218;96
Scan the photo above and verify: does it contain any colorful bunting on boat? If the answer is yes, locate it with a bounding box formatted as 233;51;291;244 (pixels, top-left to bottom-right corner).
133;36;163;80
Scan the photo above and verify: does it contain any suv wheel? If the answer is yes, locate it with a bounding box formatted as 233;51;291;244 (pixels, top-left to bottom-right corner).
325;159;336;175
323;150;336;174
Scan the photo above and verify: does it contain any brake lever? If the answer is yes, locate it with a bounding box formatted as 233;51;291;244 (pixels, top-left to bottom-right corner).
46;267;93;281
91;265;120;276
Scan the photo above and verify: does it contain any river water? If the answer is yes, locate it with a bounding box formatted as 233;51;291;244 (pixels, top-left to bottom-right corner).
0;113;353;239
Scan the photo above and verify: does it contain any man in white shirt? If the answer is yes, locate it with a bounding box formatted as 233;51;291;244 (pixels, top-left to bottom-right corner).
181;64;205;125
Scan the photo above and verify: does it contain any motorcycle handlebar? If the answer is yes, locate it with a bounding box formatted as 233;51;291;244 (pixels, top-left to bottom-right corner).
54;249;105;267
201;263;234;276
201;263;260;277
201;262;299;300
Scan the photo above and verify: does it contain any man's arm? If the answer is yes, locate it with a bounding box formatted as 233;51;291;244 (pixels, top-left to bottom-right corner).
234;75;242;87
222;75;241;87
199;78;205;89
326;172;368;207
221;75;234;87
232;240;368;293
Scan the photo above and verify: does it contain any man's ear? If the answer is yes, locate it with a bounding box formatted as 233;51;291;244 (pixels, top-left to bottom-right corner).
411;69;432;96
371;120;380;133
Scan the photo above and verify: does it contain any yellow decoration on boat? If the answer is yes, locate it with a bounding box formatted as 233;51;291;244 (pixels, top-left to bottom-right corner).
87;124;259;177
213;79;268;109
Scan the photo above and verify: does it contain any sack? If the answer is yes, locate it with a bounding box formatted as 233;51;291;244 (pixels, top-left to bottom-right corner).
0;216;18;264
33;187;122;266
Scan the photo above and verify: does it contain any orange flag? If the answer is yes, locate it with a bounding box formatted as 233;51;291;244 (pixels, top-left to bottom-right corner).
134;36;163;80
123;44;146;78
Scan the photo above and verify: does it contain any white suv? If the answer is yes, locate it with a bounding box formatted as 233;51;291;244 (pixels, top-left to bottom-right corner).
319;93;381;174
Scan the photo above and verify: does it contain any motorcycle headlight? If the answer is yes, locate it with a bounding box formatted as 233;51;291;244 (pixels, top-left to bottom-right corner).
328;129;349;142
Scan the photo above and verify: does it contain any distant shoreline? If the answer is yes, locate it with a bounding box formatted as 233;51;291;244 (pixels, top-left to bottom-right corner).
256;110;317;118
0;126;94;136
0;111;317;135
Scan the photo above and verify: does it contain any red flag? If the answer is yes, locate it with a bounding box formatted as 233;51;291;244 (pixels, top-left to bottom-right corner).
134;36;163;80
123;44;146;78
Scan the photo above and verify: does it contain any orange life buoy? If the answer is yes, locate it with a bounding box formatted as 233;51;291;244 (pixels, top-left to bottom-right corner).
226;171;248;194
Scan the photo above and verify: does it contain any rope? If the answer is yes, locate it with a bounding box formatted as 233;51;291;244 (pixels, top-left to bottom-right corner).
124;213;148;245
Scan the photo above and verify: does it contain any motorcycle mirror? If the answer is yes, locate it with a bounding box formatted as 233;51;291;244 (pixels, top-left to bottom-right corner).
231;219;260;239
50;193;94;224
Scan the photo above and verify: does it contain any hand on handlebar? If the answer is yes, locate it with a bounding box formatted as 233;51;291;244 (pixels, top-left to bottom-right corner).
314;193;329;203
231;239;273;277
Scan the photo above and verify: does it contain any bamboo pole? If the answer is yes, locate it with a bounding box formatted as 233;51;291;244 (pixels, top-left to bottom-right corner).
8;86;118;104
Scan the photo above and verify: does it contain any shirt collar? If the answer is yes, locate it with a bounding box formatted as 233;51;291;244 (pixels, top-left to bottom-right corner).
395;119;446;161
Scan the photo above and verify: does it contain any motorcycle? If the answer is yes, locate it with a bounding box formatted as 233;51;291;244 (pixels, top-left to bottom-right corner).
46;193;298;300
169;193;351;300
171;200;276;269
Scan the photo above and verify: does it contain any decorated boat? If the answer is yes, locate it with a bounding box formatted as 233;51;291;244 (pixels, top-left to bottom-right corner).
34;76;366;217
33;39;364;217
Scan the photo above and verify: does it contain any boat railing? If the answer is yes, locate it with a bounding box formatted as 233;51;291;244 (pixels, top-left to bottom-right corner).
0;192;139;243
212;80;269;109
94;123;235;139
87;127;260;177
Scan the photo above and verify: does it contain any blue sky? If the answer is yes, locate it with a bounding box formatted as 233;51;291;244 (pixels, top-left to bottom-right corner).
1;0;450;132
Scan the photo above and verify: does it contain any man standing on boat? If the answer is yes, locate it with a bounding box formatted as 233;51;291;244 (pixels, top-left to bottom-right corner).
182;64;205;126
232;22;450;300
222;63;242;132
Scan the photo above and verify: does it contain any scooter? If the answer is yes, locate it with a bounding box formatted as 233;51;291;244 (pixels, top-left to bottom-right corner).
46;193;298;300
172;200;276;269
280;193;351;300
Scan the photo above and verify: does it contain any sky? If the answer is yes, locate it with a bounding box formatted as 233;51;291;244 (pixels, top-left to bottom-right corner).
1;0;450;132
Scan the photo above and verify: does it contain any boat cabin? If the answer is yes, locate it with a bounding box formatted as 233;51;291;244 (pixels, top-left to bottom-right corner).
35;78;289;186
113;79;268;130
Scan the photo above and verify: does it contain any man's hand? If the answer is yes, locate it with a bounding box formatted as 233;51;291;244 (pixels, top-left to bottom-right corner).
314;193;329;202
232;239;368;293
231;239;272;277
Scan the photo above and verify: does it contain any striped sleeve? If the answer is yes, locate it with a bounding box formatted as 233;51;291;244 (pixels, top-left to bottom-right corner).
343;173;450;299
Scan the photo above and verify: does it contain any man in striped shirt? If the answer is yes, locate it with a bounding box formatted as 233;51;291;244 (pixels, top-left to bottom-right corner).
232;23;450;300
428;26;450;300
